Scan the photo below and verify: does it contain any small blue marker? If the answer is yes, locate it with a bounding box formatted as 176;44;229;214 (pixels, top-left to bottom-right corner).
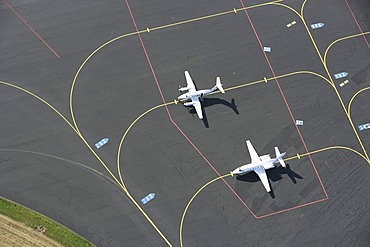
334;72;348;79
95;138;109;149
358;123;370;131
141;193;155;204
310;23;324;29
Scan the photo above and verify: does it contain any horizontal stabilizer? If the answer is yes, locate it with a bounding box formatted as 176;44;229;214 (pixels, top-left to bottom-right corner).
274;147;286;168
216;77;225;94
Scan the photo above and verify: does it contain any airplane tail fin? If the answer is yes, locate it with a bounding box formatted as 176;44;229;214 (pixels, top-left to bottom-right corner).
274;147;286;168
213;77;225;94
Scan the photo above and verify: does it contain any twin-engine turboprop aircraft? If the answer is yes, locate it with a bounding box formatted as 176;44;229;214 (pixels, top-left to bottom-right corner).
178;71;225;119
232;140;286;192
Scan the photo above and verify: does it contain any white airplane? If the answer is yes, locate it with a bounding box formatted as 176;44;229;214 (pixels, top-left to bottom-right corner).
232;140;286;192
178;71;225;119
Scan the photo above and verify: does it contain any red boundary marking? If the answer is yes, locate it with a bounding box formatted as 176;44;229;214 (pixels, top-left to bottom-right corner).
3;0;61;59
344;0;370;49
257;197;328;219
238;0;329;218
123;0;258;218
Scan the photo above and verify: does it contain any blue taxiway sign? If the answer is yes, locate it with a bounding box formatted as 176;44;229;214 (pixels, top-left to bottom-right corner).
310;23;324;29
334;72;348;79
358;123;370;131
141;193;155;204
95;138;109;149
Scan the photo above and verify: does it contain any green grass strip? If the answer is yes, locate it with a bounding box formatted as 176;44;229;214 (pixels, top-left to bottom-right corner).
0;197;95;247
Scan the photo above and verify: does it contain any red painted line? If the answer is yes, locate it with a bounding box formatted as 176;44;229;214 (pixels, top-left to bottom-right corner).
238;0;329;214
123;0;258;218
257;197;328;219
3;0;61;58
344;0;370;49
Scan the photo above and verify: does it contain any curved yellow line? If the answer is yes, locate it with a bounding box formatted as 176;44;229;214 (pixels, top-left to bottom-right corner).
68;0;284;136
69;31;145;134
149;0;283;32
115;69;332;188
317;31;370;161
0;151;172;246
2;3;285;245
115;70;332;246
300;23;370;160
348;86;370;116
275;2;369;160
116;102;171;187
284;145;369;164
273;2;329;77
0;81;126;196
75;131;127;190
324;32;370;65
66;1;368;244
0;80;78;134
179;144;369;246
69;34;176;244
272;70;332;85
300;0;309;18
0;148;120;188
69;0;327;193
113;104;176;246
76;106;174;244
179;174;231;247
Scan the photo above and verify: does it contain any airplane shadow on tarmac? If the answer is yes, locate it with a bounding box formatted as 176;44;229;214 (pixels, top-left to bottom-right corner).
236;164;303;198
187;98;239;128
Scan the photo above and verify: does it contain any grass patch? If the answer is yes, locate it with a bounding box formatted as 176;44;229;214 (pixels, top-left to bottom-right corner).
0;197;95;247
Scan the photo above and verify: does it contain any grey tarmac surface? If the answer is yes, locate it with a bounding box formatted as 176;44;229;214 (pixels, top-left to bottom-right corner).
1;0;369;246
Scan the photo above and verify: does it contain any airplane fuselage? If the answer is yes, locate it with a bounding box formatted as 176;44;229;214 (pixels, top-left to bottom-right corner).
232;158;278;176
178;89;214;100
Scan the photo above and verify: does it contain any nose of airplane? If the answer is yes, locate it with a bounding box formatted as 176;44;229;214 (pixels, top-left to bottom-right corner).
232;168;240;175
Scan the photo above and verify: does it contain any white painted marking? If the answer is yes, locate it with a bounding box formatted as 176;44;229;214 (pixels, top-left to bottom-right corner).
263;47;271;52
296;120;304;126
287;20;297;27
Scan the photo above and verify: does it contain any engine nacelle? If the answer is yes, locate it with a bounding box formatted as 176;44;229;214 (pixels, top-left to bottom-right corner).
183;102;195;107
179;86;190;92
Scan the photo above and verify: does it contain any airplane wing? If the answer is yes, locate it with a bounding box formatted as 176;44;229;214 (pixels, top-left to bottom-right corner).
185;71;196;93
246;140;261;163
254;166;271;192
191;97;203;119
